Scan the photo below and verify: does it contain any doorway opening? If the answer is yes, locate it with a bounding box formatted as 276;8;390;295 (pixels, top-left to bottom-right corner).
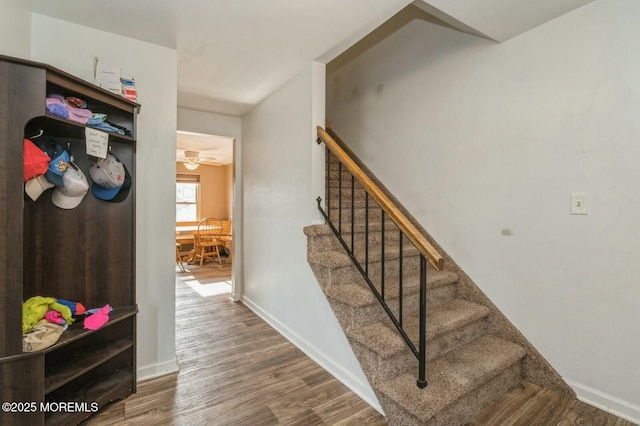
175;130;235;297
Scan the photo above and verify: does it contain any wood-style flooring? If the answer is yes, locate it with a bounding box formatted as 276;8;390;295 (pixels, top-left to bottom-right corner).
468;381;636;426
85;263;636;426
85;262;385;425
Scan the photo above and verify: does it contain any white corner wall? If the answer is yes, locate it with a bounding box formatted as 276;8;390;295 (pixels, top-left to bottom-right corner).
241;62;381;411
30;14;179;380
327;0;640;421
0;0;30;58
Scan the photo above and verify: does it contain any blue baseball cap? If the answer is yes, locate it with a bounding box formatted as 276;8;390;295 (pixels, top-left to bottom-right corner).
34;138;70;187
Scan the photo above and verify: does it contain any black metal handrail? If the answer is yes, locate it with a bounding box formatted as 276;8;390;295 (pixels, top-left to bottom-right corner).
316;128;433;389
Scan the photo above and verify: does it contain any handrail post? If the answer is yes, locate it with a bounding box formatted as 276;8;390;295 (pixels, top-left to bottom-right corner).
417;255;428;389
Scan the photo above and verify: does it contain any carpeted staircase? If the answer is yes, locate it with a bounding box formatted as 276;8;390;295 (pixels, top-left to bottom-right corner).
304;130;575;425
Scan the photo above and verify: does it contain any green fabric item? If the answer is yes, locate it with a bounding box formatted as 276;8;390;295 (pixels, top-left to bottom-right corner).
22;296;75;334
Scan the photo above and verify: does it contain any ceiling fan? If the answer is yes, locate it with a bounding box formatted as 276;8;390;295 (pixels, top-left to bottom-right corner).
178;150;219;170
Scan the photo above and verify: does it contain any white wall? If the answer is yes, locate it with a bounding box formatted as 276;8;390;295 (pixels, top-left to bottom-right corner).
327;0;640;421
0;0;30;59
31;14;179;380
241;62;381;410
177;107;243;300
178;108;240;138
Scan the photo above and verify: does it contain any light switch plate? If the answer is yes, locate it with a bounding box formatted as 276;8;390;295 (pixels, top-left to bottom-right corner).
570;193;588;215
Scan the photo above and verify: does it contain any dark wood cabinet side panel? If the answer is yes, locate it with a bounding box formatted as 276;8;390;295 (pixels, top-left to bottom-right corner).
0;356;45;425
0;62;46;356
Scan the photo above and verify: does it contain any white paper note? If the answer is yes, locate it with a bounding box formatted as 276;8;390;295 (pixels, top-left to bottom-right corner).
85;128;109;158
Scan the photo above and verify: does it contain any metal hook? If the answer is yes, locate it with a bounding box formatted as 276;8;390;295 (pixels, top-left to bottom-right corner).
66;142;75;163
27;129;44;139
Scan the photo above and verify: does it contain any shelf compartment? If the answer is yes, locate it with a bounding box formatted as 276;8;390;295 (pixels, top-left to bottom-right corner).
44;305;137;353
46;69;139;115
45;337;133;394
25;115;135;144
44;368;133;426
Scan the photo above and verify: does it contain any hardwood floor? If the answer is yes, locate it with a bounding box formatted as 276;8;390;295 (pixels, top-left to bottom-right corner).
468;381;636;426
85;262;386;425
84;263;636;426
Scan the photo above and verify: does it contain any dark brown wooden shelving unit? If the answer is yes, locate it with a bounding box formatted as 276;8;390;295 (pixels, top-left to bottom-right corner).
0;54;139;426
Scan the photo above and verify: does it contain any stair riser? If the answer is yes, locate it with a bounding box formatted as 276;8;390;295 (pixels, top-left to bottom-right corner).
328;206;383;221
310;220;402;235
364;282;458;321
308;262;332;290
325;186;368;200
426;320;488;362
325;164;362;179
350;340;417;386
326;167;365;179
349;284;457;326
329;174;361;186
378;362;523;426
326;169;371;182
307;229;406;253
346;319;489;383
326;282;457;331
319;257;423;287
308;238;420;266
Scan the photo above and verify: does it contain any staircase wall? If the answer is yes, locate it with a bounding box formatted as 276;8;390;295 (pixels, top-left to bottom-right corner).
416;230;573;395
240;61;381;410
326;0;640;418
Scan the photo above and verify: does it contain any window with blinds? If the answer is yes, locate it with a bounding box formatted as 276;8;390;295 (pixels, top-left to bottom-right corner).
176;174;200;222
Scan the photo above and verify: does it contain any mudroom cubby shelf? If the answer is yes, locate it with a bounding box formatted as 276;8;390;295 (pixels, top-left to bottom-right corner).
43;307;137;395
45;369;134;426
0;54;139;426
27;115;136;144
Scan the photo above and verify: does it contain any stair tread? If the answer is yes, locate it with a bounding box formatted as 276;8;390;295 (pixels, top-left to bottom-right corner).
307;244;421;268
325;270;459;308
304;223;400;237
304;222;404;236
376;335;526;422
348;299;490;358
327;200;371;209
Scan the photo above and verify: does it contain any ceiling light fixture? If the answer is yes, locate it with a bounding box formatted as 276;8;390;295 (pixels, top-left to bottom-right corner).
183;150;200;171
183;162;199;171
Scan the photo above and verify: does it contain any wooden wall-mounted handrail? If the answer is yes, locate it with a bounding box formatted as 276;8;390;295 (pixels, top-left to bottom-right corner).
317;126;444;271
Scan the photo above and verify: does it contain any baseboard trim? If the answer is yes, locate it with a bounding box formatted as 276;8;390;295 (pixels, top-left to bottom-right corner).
565;378;640;424
241;295;383;414
137;357;180;382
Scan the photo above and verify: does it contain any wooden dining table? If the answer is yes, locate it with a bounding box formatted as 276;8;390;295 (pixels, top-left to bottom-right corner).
176;224;232;264
176;225;197;245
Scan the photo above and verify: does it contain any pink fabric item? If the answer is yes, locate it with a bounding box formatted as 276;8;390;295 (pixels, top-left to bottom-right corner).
44;310;65;325
46;95;92;124
83;304;111;330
